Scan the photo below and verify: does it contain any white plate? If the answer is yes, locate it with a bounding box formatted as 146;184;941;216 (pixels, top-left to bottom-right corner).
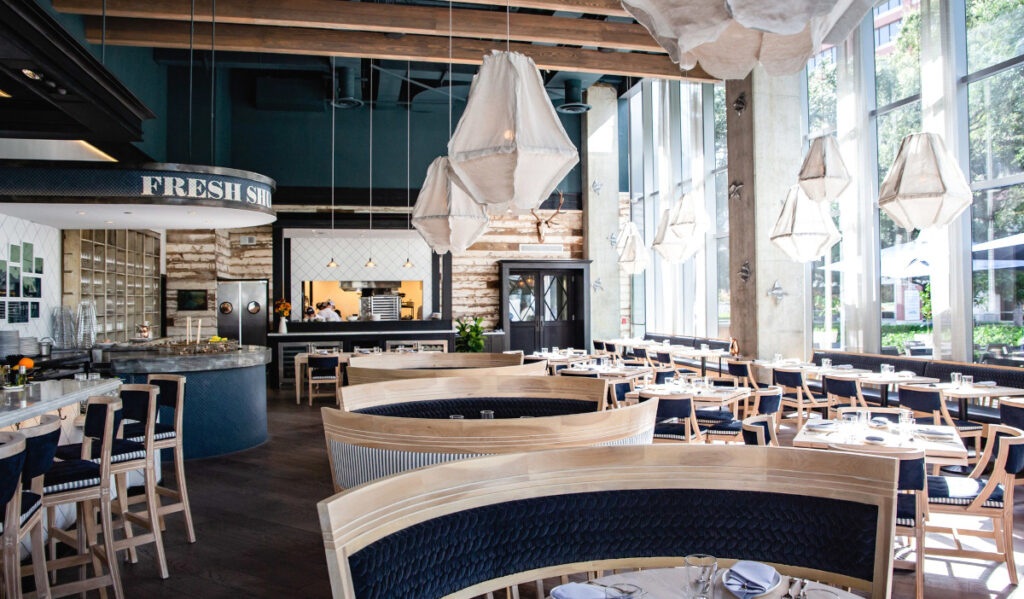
721;567;782;599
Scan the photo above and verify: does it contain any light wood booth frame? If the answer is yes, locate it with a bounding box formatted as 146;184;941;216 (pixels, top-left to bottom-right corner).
346;360;547;386
317;445;898;599
321;399;658;491
339;375;608;413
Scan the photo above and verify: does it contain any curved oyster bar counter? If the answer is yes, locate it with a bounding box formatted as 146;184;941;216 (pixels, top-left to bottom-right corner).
109;346;271;459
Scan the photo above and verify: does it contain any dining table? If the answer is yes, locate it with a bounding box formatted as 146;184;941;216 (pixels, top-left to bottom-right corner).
549;566;859;599
792;420;968;467
528;351;591;373
625;383;750;415
671;347;730;377
853;372;940;407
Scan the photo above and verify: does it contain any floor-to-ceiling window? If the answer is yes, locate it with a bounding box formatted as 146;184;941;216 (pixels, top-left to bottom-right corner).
807;48;842;349
711;83;730;337
966;0;1024;361
873;0;929;355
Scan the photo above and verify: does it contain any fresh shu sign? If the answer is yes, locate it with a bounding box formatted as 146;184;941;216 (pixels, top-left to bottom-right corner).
141;175;272;208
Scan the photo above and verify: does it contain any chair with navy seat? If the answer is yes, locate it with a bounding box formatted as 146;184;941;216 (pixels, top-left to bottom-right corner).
0;428;50;599
775;368;830;428
724;359;759;391
306;355;341;406
122;374;196;546
1000;399;1024;431
43;395;124;599
641;392;703;443
628;347;651;367
898;385;983;466
741;415;779;446
824;375;867;419
832;446;928;599
747;386;784;430
925;423;1024;585
706;387;778;444
592;340;606;355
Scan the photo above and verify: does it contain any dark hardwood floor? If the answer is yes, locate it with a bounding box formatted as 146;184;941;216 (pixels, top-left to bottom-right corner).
109;390;1022;598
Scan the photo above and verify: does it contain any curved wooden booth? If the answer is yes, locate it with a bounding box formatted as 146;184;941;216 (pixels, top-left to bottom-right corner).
322;399;658;490
317;445;897;599
345;353;545;385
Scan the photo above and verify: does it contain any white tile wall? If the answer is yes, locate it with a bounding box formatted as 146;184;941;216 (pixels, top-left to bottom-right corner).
288;230;433;320
0;214;61;339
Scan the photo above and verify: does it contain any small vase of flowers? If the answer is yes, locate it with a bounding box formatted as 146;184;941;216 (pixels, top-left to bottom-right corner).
274;299;291;334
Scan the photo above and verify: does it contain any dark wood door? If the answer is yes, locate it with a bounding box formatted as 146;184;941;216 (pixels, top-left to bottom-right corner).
507;270;583;354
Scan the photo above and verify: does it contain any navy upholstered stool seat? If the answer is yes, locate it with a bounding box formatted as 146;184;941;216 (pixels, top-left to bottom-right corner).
705;420;742;436
124;421;176;443
895;493;918;528
695;407;733;426
0;491;41;534
43;459;102;494
652;421;705;441
55;438;146;464
646;394;703;443
927;476;1004;508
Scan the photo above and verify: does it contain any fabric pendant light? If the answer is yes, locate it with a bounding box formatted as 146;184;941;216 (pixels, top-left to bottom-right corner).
799;135;850;203
412;157;489;254
878;132;972;231
770;185;841;262
620;0;873;79
616;222;649;274
666;192;709;256
448;50;579;213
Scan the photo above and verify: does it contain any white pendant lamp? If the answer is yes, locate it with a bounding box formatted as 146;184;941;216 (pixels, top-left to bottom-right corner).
448;50;579;213
616;222;649;274
620;0;873;79
412;157;489;254
666;192;709;255
770;185;842;262
799;135;850;203
878;132;972;231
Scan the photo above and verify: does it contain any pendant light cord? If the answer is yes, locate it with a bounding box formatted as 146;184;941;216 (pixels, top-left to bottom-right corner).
188;0;194;163
448;0;453;138
368;59;374;232
101;0;106;64
331;56;336;233
210;0;217;165
506;0;510;52
406;61;411;232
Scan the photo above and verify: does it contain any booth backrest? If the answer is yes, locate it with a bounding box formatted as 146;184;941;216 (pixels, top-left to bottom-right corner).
812;350;1024;389
321;400;658;490
346;360;548;385
318;445;897;599
644;333;731;351
348;352;523;369
811;350;929;377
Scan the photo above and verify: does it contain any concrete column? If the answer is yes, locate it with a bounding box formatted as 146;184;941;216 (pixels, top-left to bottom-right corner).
582;84;622;344
728;67;811;360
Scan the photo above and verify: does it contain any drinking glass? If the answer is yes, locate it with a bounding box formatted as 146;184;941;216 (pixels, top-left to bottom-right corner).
821;358;832;369
541;347;549;355
73;373;87;381
951;372;962;387
552;346;560;354
683;554;718;599
449;414;464;420
87;372;101;380
899;409;915;443
700;344;710;352
773;353;783;364
480;410;494;419
962;375;974;387
841;413;860;442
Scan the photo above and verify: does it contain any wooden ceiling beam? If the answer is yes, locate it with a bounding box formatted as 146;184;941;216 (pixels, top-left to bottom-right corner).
54;0;654;52
83;18;715;82
446;0;629;17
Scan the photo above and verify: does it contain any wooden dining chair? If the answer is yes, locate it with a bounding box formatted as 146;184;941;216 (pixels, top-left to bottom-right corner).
1;426;51;599
724;359;759;390
592;340;606;355
556;369;618;409
626;347;651;367
824;375;868;419
775;368;830;429
832;445;928;599
639;392;703;444
898;385;984;466
741;415;780;446
925;423;1024;584
307;355;342;406
746;386;784;430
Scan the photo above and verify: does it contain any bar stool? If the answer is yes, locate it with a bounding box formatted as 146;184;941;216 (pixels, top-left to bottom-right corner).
122;374;196;545
306;355;341;406
0;429;49;599
11;415;59;598
43;396;124;599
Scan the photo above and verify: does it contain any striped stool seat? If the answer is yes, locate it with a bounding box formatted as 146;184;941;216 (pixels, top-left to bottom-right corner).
55;439;146;464
43;459;101;494
310;374;338;381
653;422;704;441
0;492;41;533
705;420;742;436
896;493;917;528
695;408;733;426
928;475;1004;509
124;422;176;443
916;417;983;432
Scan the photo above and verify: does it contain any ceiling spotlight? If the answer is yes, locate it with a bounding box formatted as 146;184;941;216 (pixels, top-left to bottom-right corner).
402;257;414;268
326;257;338;268
365;257;376;268
21;69;42;81
76;210;86;215
104;220;114;224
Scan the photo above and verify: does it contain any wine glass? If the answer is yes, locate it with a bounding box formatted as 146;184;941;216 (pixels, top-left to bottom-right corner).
683;554;717;599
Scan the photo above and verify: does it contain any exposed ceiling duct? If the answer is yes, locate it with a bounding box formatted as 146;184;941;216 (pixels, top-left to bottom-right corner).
331;66;364;109
556;79;591;114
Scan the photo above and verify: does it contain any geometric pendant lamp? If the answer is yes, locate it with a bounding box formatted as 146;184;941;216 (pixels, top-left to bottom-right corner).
652;194;707;263
877;132;972;231
411;156;489;254
448;51;579;214
616;221;649;274
798;135;850;203
770;185;842;262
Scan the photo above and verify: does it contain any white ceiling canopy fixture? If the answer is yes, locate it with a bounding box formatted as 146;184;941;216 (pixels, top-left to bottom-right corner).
616;221;649;274
878;132;972;231
412;157;489;254
619;0;874;79
652;194;708;263
798;134;850;203
770;185;842;262
448;50;579;214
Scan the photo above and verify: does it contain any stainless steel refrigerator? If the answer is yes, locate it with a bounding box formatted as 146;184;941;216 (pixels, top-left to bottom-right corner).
216;280;269;345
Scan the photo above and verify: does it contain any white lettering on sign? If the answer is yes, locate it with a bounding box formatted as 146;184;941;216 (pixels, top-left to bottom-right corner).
139;174;270;208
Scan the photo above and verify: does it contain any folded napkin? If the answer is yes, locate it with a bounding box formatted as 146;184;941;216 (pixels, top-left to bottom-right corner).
870;417;891;427
917;426;955;438
975;380;997;387
806;421;837;431
897;370;916;377
551;582;636;599
724;561;780;599
837;364;854;369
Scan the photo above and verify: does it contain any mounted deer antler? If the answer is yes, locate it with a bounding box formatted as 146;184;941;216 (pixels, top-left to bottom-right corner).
531;191;565;243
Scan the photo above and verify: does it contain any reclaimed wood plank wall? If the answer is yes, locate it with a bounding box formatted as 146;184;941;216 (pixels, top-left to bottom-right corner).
452;210;583;330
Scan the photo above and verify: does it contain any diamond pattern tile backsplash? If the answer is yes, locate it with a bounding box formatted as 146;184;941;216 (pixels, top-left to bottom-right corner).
0;214;61;339
289;233;433;319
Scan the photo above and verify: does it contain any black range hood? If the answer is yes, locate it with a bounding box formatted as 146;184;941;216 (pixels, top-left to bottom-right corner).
0;0;154;155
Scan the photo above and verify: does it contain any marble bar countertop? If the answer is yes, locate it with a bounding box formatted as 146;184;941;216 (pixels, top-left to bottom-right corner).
0;378;121;429
108;346;272;374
